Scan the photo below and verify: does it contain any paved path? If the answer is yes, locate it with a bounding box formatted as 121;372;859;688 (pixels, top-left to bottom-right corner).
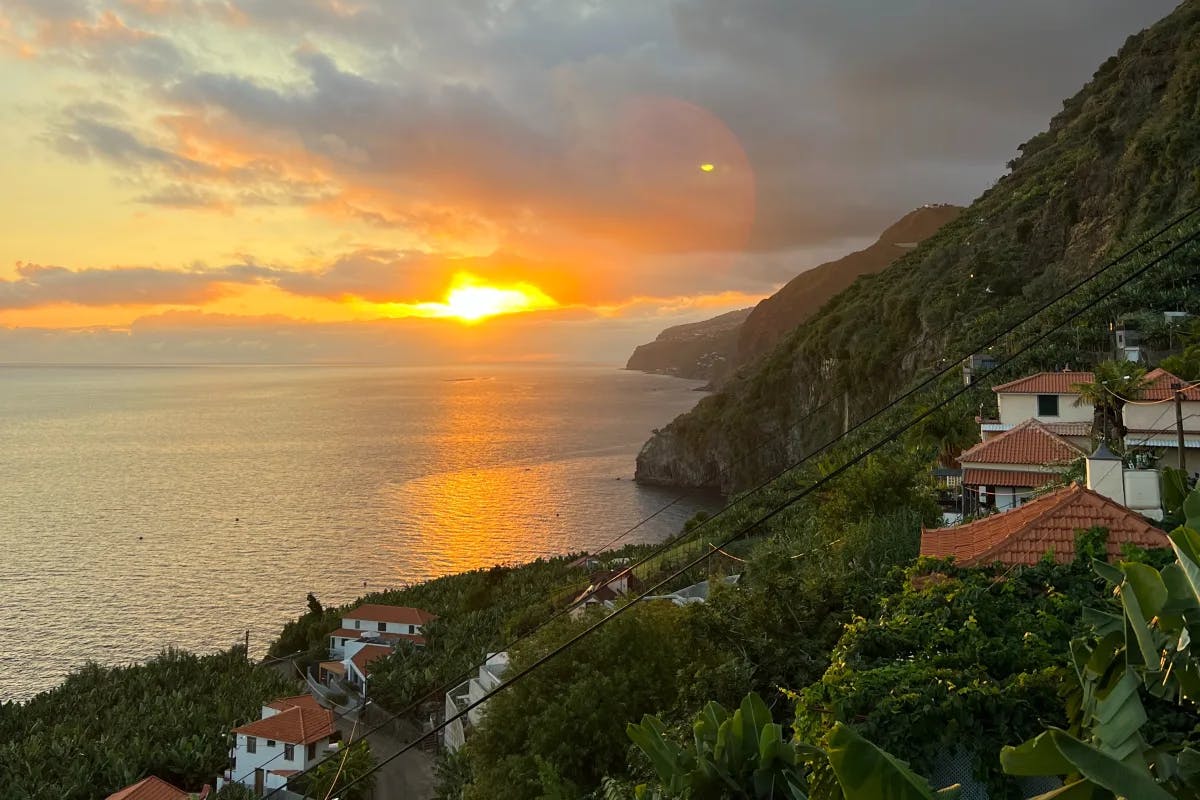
336;714;435;800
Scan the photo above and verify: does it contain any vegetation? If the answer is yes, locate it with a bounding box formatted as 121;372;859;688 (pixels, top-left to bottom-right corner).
1070;361;1151;447
293;740;375;800
640;0;1200;495
0;647;297;800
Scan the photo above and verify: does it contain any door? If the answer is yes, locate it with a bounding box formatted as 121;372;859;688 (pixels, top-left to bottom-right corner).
254;768;264;796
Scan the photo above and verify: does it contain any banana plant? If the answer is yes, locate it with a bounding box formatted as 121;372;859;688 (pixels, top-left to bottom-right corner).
627;692;959;800
1001;507;1200;798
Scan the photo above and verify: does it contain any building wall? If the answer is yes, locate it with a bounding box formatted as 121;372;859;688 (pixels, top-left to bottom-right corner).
998;394;1092;425
1124;401;1200;434
227;734;317;790
341;617;424;636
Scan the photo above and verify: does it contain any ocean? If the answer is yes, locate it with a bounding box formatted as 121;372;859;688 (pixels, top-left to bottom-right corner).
0;364;714;702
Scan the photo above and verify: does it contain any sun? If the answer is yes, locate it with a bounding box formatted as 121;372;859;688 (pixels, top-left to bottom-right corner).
364;272;558;323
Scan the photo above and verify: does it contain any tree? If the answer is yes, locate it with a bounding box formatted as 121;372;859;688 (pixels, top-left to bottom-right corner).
1071;361;1150;447
292;740;375;800
908;402;979;468
306;593;324;617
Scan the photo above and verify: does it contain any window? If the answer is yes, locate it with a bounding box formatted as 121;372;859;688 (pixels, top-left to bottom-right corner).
266;740;275;748
246;736;257;754
307;742;317;761
1037;394;1059;416
408;624;415;634
354;620;361;630
284;743;294;761
377;622;386;632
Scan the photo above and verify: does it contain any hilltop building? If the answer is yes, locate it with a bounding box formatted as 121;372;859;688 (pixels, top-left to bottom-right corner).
216;694;339;796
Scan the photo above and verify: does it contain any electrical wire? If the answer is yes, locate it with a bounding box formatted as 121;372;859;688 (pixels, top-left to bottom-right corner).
319;207;1200;798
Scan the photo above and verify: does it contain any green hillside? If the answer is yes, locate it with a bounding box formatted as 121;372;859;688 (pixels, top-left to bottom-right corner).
636;1;1200;494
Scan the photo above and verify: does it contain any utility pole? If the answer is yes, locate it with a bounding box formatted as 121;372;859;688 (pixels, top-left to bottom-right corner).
1175;381;1187;471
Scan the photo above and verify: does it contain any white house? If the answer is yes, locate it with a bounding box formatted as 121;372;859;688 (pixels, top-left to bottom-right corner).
569;569;640;619
445;652;510;752
218;694;339;796
958;418;1086;511
327;603;436;657
985;368;1200;474
343;641;393;696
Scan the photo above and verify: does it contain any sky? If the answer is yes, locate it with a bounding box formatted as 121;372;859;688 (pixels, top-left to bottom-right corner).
0;0;1181;364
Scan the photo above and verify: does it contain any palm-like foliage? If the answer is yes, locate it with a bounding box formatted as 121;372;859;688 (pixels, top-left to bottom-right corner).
1071;361;1150;448
908;403;979;468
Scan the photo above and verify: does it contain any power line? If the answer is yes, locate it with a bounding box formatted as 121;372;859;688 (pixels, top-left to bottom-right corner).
324;213;1200;796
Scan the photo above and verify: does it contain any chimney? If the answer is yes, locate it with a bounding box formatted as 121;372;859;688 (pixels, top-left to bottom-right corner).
1086;442;1126;505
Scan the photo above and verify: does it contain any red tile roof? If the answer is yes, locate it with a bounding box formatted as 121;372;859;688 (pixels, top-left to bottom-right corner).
992;371;1094;394
961;468;1062;488
233;705;335;745
344;604;436;626
920;483;1167;566
959;419;1086;466
106;777;188;800
1139;368;1200;401
349;644;392;676
267;694;323;713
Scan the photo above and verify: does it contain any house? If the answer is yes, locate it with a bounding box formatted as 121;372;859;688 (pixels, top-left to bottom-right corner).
106;777;206;800
319;603;436;693
569;569;641;618
983;371;1095;450
1122;368;1200;472
641;574;741;606
985;368;1200;472
957;419;1086;511
920;482;1167;567
217;694;339;796
327;603;436;657
444;652;510;752
344;642;393;696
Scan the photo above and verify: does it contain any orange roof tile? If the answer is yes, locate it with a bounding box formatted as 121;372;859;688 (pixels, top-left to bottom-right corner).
233;705;335;745
1139;368;1200;401
267;694;323;713
961;468;1061;488
959;419;1085;466
349;644;392;676
992;371;1095;394
106;777;188;800
920;483;1167;566
344;604;437;626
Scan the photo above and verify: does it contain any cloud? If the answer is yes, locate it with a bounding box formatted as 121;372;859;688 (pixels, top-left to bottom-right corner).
0;262;266;309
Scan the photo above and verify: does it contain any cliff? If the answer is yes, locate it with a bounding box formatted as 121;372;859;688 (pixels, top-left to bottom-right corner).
637;1;1200;493
736;205;963;366
624;307;752;380
625;207;959;383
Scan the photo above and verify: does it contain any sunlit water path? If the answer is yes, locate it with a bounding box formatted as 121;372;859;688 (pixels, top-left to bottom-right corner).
0;365;715;702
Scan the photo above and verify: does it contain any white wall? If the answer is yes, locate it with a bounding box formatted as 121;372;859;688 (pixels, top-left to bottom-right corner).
1124;400;1200;434
998;393;1092;425
227;732;319;791
341;617;423;636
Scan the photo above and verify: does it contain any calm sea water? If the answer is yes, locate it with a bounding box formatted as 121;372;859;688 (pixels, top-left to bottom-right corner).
0;365;713;702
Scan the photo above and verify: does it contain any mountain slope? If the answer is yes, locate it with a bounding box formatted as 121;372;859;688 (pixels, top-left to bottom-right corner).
737;205;963;367
624;307;751;380
636;1;1200;493
625;206;960;383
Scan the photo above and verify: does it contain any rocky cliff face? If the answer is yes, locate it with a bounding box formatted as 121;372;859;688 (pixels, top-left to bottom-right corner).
624;307;751;380
637;2;1200;493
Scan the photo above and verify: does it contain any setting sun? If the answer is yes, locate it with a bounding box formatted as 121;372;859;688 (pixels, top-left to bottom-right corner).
368;272;559;324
